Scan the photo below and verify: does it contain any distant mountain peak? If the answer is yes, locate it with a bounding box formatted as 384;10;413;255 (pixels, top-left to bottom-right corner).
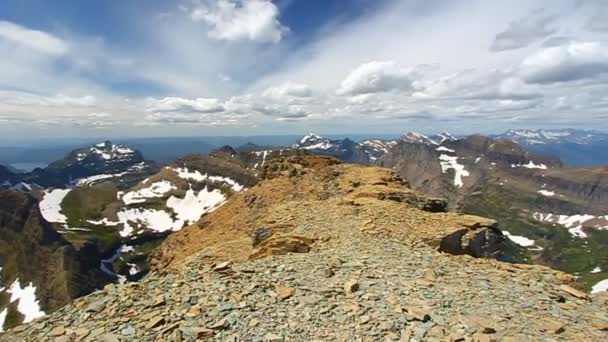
294;133;333;150
401;132;439;145
497;128;607;146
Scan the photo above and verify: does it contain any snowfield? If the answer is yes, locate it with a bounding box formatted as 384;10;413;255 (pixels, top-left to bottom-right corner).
438;154;470;188
591;279;608;294
167;187;225;224
122;180;176;205
39;189;71;223
4;279;45;324
511;161;548;169
117;208;183;237
532;212;606;238
503;231;536;247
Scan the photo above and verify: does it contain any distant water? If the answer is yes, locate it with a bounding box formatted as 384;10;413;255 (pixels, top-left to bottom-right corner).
10;162;48;172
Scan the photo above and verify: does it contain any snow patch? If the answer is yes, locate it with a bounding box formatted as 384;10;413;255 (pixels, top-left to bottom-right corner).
6;279;45;323
532;212;602;238
511;161;548;169
436;146;455;153
438;154;470;188
39;189;71;223
503;231;535;247
166;187;226;225
591;279;608;294
117;208;183;237
122;180;176;205
591;267;602;273
537;190;555;197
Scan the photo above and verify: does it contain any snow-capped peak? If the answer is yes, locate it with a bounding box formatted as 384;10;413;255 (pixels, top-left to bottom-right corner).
294;134;334;150
299;133;323;144
434;132;456;144
401;132;439;145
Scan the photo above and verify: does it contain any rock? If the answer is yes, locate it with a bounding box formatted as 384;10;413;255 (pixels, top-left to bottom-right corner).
592;321;608;331
74;327;90;338
191;327;215;338
121;325;136;336
540;320;565;334
86;301;106;313
48;325;66;336
264;333;284;341
462;315;497;334
99;333;120;342
559;285;588;299
213;261;232;272
152;295;165;307
406;306;431;322
344;279;360;295
324;268;335;278
209;318;230;330
146;316;166;329
276;286;295;300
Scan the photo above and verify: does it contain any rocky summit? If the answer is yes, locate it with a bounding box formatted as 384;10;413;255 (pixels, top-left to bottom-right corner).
2;156;608;341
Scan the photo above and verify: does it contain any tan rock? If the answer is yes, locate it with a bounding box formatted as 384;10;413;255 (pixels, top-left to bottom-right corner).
592;321;608;331
559;285;588;299
344;279;360;295
146;316;165;329
275;286;295;300
406;306;431;322
48;325;66;337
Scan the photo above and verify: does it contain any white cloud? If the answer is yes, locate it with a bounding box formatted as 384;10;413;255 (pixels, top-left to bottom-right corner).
190;0;288;43
262;81;312;99
337;61;417;96
0;91;96;107
490;9;556;52
145;97;225;113
519;41;608;84
0;21;69;56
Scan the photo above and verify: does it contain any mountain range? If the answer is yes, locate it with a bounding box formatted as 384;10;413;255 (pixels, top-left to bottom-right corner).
0;130;607;334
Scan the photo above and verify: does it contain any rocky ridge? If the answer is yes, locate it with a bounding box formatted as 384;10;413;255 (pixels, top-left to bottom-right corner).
4;156;607;341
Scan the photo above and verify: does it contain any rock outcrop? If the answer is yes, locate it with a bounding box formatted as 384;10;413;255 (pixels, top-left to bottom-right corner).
0;190;106;331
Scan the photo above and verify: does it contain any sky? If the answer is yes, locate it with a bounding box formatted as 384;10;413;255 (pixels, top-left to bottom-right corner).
0;0;607;141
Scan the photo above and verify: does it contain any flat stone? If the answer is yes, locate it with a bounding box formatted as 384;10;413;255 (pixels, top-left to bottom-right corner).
86;301;106;313
406;306;431;322
213;261;232;272
276;286;295;300
48;325;66;337
592;321;608;331
99;333;120;342
146;316;166;329
560;285;588;299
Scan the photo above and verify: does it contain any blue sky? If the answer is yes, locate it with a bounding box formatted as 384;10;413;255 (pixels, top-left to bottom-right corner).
0;0;607;140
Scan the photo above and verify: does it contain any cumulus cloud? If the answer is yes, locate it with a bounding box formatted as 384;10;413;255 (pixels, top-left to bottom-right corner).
519;41;608;84
145;97;225;113
337;61;417;96
190;0;288;43
490;9;556;52
0;21;69;55
262;81;312;99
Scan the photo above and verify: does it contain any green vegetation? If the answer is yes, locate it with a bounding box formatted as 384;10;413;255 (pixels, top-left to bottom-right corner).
61;185;117;226
462;183;608;290
59;185;121;253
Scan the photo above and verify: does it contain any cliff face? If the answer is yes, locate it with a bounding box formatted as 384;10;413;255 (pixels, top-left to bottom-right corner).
2;157;607;341
0;190;106;330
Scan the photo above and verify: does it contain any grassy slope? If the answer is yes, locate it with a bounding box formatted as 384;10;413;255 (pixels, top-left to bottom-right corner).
60;185;121;253
462;183;608;290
